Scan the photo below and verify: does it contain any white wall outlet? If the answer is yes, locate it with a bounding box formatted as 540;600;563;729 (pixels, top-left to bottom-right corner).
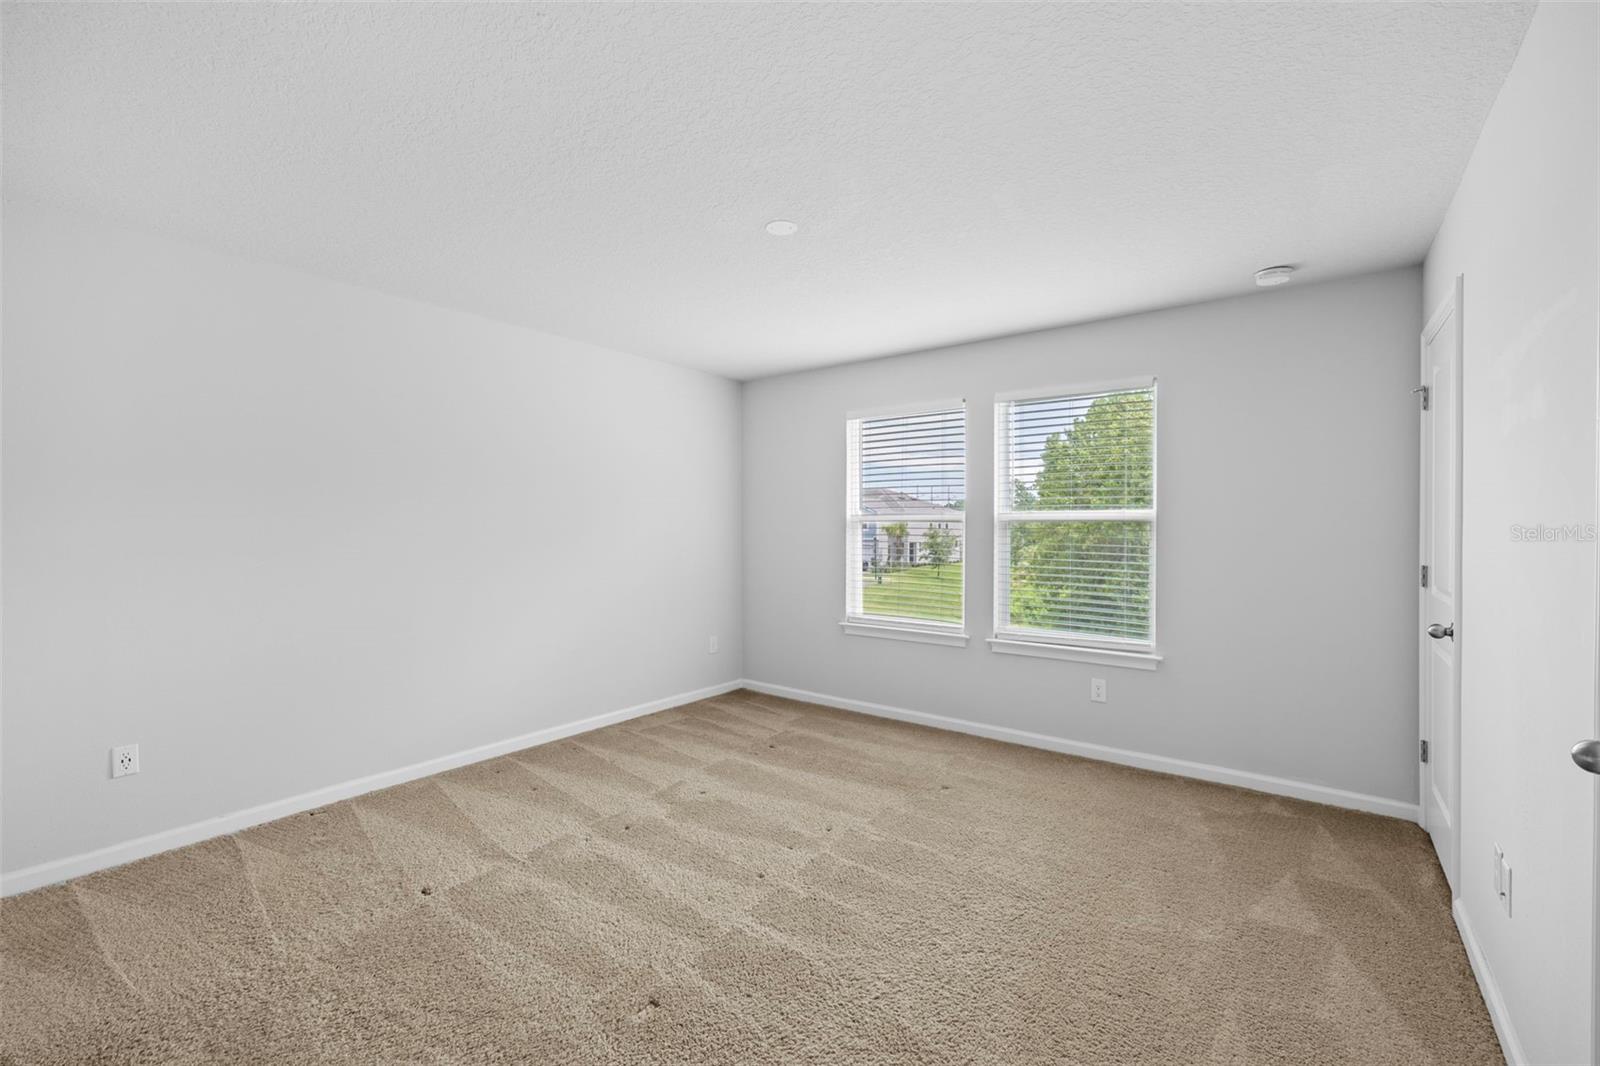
1090;678;1107;703
111;744;140;779
708;635;719;654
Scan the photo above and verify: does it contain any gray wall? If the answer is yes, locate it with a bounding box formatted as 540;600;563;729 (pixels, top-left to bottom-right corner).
744;267;1422;805
1;200;744;875
1423;1;1598;1059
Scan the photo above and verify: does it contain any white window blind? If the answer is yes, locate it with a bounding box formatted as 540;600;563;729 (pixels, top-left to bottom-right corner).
994;382;1156;651
845;404;966;631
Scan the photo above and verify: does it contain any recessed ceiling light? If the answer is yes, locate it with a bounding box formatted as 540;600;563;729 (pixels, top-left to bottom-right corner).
765;220;799;237
1254;265;1296;287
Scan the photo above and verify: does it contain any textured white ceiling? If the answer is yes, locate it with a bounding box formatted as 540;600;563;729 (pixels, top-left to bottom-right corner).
2;2;1533;379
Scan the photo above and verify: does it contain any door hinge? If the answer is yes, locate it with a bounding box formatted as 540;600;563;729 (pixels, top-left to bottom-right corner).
1412;384;1430;410
1419;564;1429;588
1420;739;1430;764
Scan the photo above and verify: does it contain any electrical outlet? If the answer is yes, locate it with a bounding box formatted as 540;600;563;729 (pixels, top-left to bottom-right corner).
111;744;140;779
1090;678;1107;703
708;635;719;654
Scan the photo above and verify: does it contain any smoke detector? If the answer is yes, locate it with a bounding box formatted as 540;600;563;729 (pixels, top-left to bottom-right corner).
1254;265;1296;287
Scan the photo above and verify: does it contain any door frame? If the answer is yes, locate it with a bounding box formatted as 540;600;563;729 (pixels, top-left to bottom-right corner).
1418;274;1464;894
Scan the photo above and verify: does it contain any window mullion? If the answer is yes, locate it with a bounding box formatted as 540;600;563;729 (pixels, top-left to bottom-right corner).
996;510;1153;523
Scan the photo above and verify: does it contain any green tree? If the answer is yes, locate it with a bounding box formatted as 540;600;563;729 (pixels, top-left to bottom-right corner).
923;524;954;575
1009;391;1153;640
1008;480;1038;556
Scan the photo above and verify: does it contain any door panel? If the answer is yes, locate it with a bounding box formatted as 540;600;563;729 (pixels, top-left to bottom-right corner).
1426;643;1456;833
1429;357;1456;599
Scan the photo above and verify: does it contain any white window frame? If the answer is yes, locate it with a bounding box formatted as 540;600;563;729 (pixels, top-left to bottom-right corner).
842;399;968;646
991;378;1160;669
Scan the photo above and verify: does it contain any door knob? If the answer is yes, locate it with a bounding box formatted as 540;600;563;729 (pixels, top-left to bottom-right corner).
1427;623;1454;640
1574;740;1600;775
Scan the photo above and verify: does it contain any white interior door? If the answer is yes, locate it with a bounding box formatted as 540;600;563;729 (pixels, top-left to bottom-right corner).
1419;278;1462;893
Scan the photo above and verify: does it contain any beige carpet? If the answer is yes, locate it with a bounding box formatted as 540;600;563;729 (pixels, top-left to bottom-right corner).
1;689;1499;1065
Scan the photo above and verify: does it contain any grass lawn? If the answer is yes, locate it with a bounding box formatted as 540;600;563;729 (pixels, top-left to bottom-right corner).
861;562;963;623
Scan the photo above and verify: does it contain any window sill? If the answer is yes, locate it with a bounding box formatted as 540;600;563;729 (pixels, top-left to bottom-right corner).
841;621;970;647
987;637;1162;670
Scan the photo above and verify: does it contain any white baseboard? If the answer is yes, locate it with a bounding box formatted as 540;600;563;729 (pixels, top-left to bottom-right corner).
0;680;743;898
1453;899;1527;1066
740;679;1420;822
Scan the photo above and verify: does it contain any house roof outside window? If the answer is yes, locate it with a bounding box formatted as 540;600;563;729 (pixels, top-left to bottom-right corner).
860;487;960;516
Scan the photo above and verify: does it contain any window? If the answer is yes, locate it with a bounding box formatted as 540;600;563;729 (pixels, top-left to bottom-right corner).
993;381;1157;660
844;403;966;642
